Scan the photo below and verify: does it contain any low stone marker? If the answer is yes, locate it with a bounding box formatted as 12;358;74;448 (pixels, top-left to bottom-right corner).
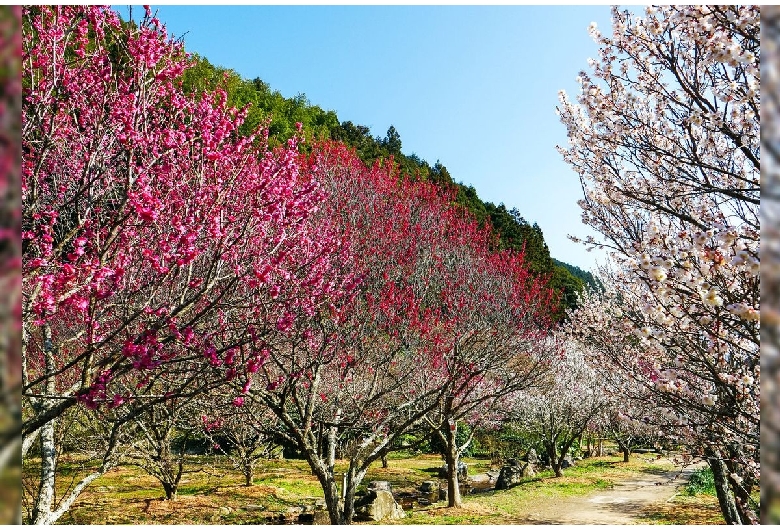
368;480;392;492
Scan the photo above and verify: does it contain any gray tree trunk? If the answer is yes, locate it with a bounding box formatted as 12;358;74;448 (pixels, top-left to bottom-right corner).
709;456;742;525
31;324;58;525
445;423;462;508
31;417;57;525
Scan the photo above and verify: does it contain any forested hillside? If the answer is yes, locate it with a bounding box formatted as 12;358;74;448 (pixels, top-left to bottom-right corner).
180;55;587;315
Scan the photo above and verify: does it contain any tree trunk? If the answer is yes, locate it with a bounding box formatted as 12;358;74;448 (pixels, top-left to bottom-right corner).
381;453;388;468
445;422;462;508
545;442;562;478
321;471;343;524
31;417;57;524
323;421;345;524
327;424;337;471
317;422;325;458
343;472;356;525
244;465;253;487
162;481;178;501
723;458;756;524
617;441;630;462
342;465;367;525
709;456;741;525
32;324;58;525
303;450;342;524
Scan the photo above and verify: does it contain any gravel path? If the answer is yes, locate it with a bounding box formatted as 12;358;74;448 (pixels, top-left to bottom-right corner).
515;460;707;525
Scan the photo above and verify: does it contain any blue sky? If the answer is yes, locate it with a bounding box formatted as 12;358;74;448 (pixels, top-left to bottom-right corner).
122;5;616;271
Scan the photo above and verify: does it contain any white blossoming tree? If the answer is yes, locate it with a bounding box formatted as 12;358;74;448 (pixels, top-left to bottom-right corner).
513;338;607;478
558;6;759;524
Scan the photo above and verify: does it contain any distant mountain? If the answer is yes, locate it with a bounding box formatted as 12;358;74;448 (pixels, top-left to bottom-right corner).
552;259;601;292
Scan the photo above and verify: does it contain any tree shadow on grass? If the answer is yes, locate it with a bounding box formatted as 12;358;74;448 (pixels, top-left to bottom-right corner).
638;465;679;478
177;484;220;496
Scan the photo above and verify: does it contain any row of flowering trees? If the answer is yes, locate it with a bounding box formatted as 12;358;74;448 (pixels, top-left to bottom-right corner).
22;6;558;524
559;5;760;524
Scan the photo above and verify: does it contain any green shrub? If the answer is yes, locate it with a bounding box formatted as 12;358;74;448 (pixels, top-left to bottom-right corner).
684;467;715;496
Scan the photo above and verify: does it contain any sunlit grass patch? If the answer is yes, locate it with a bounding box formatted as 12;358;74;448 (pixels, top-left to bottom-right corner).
639;494;724;525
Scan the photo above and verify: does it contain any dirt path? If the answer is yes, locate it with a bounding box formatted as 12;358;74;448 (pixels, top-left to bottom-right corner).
515;460;707;525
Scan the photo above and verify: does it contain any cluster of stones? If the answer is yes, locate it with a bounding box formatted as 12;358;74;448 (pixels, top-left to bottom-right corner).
496;449;540;490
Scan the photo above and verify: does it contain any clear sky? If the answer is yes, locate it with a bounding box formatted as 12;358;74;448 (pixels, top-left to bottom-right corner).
121;5;616;271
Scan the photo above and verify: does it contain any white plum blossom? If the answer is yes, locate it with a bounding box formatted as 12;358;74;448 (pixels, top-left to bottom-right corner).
559;5;758;525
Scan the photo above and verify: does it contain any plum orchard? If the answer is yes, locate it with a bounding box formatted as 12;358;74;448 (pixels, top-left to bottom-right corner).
22;6;557;524
558;6;759;524
222;143;557;522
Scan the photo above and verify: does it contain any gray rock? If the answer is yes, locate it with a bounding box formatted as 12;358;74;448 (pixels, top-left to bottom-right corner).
561;455;574;469
438;462;468;481
419;480;439;493
243;504;265;511
525;448;538;464
313;509;331;525
354;490;406;521
368;480;392;492
496;462;532;489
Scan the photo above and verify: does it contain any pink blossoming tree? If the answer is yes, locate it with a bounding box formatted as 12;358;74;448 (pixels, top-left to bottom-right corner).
22;6;332;523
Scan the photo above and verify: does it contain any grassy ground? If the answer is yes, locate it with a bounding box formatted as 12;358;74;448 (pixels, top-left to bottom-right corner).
35;451;723;525
638;494;725;526
385;455;719;525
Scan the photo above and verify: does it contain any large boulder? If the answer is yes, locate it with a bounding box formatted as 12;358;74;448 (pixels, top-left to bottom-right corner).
419;480;439;493
418;480;440;504
561;455;574;469
495;461;533;490
525;448;538;465
354;490;406;522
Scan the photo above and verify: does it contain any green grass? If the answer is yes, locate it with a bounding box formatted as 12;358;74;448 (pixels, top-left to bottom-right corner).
684;467;716;496
638;494;724;525
26;451;724;525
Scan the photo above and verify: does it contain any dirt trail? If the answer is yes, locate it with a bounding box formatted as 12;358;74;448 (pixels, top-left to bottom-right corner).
514;459;707;525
